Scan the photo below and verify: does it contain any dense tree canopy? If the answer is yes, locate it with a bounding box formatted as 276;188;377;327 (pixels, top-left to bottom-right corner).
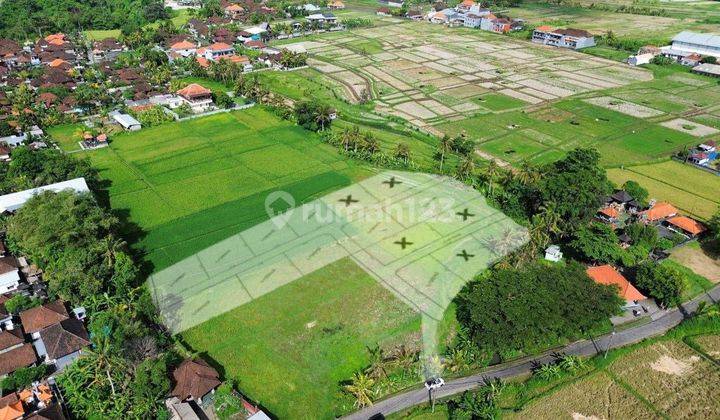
456;261;622;355
569;222;623;264
635;262;686;307
4;190;171;418
5;191;132;304
0;0;168;39
0;147;98;194
538;148;612;230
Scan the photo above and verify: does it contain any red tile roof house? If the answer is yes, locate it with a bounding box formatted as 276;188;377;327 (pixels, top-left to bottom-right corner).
171;359;221;404
665;215;706;238
224;3;245;20
638;202;678;223
19;301;89;370
586;265;646;309
169;40;197;59
177;83;214;114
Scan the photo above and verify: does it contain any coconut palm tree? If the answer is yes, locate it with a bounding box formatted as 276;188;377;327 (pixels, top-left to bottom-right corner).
437;135;453;172
483;160;500;197
314;105;334;131
362;132;380;155
344;372;375;408
100;233;127;267
456;155;475;181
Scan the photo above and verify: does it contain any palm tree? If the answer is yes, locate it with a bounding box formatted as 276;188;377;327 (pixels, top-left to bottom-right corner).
456;155;475;181
395;143;411;165
364;345;388;379
484;160;500;197
344;372;375;408
100;234;126;267
315;105;333;131
516;160;539;185
537;203;562;237
437;135;453;172
362;132;380;155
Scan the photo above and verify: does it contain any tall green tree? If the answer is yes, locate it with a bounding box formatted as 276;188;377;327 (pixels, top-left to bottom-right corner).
456;261;621;354
635;262;686;307
539;148;612;230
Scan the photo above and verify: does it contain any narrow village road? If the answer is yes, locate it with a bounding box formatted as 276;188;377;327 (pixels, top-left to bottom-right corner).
344;285;720;419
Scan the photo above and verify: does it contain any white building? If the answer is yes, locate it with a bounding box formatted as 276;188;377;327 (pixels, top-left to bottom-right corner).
0;126;44;147
0;257;20;293
669;31;720;59
0;177;90;214
544;245;562;262
177;84;214;113
627;53;655;66
110;111;142;131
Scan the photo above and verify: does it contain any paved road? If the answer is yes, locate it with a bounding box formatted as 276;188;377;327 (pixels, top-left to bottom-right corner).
344;285;720;419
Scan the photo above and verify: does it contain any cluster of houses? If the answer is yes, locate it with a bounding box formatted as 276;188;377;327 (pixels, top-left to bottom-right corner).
0;175;275;419
628;31;720;75
0;2;323;145
596;192;706;240
547;189;708;320
684;140;718;170
423;0;524;34
0;181;94;419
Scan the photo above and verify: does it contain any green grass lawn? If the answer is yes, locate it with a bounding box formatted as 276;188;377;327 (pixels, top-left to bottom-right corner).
46;123;85;152
83;29;121;41
180;258;421;419
88;106;370;271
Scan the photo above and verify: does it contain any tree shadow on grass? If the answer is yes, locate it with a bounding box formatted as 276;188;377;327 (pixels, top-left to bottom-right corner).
699;238;719;260
93;178;153;277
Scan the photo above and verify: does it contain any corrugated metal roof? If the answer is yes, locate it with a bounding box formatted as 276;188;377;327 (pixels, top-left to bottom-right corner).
693;63;720;76
672;31;720;49
0;178;89;213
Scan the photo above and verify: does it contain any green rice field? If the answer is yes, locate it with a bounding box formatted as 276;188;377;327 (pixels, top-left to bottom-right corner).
607;160;720;220
88;107;370;271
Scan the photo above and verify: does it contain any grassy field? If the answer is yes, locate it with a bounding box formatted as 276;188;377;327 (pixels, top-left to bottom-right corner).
508;1;720;39
254;68;443;170
181;258;421;419
88;107;370;271
671;241;720;284
607;160;720;220
46;123;85;152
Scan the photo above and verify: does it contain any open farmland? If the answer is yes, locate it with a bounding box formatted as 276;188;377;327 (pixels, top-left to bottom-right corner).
507;1;720;40
275;22;651;137
609;340;720;418
273;22;720;168
607;160;720;220
508;338;720;419
506;371;656;419
88;107;370;271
